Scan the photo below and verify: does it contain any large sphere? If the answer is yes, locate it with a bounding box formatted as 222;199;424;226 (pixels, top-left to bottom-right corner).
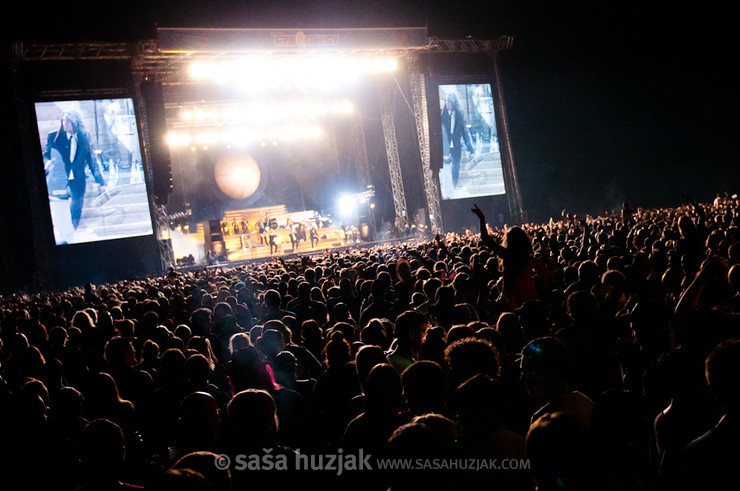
214;152;261;199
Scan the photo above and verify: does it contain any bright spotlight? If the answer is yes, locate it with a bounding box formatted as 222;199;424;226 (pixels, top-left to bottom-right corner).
189;62;207;79
337;194;356;213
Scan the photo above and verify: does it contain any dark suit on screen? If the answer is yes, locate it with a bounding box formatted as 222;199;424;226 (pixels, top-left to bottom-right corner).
45;128;105;229
441;95;474;188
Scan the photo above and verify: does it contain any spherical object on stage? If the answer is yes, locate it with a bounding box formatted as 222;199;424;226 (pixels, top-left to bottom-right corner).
214;152;261;199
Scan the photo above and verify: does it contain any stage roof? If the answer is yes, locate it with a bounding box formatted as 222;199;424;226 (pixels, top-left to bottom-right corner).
156;27;431;53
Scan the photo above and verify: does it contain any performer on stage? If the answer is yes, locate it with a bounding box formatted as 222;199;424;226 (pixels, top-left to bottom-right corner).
310;226;319;248
269;230;278;255
289;228;298;251
44;111;106;230
294;222;302;249
258;220;265;244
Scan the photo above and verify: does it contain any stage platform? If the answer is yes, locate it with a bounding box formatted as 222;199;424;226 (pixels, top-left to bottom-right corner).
222;226;346;262
172;204;365;267
173;234;416;272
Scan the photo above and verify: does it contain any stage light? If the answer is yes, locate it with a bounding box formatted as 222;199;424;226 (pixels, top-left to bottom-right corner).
189;62;207;79
188;54;400;92
338;194;357;213
331;101;353;114
167;123;324;148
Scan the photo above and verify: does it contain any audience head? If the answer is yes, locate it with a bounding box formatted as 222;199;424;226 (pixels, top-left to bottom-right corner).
705;338;740;413
520;336;571;398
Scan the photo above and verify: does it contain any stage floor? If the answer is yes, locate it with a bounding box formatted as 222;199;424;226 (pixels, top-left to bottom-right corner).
174;234;415;272
225;233;350;261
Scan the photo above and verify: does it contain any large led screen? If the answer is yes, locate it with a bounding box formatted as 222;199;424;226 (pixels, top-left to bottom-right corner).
438;83;505;200
35;99;154;245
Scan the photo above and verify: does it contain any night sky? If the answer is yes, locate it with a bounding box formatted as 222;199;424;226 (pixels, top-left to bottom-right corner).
7;1;740;222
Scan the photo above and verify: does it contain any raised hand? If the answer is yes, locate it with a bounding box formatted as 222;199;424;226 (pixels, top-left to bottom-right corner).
471;204;485;220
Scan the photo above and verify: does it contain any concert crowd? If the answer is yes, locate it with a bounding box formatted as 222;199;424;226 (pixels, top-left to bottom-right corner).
1;194;739;490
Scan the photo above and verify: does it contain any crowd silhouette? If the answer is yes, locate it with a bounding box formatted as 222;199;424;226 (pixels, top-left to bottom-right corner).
1;193;739;490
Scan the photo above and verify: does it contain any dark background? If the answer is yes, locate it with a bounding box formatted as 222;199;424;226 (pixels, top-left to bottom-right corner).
2;1;739;290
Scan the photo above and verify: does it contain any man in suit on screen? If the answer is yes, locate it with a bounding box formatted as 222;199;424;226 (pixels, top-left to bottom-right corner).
441;92;475;189
44;111;106;230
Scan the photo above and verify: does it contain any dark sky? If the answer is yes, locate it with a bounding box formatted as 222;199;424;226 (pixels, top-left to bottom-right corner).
9;1;740;222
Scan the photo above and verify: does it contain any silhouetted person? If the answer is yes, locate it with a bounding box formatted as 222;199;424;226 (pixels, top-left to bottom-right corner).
679;339;740;490
78;418;137;491
521;337;594;426
386;310;429;373
526;412;595;491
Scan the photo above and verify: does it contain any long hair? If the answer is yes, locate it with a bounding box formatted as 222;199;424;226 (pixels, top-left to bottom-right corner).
53;110;87;145
443;92;460;112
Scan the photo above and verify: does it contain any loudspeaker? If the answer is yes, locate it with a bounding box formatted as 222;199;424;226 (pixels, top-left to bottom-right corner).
207;220;223;241
140;80;173;205
202;220;224;253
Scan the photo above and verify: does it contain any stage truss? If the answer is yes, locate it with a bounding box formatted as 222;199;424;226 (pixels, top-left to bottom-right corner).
12;32;522;271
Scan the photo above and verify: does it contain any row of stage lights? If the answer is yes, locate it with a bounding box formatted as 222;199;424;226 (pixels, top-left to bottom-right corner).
178;99;354;125
189;56;399;91
337;186;376;215
167;124;323;148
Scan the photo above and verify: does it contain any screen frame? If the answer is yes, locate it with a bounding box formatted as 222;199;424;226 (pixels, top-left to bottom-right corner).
432;78;506;201
32;95;157;247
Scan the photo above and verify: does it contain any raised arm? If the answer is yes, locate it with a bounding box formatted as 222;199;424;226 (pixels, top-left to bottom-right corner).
471;204;506;257
676;256;726;315
576;218;591;260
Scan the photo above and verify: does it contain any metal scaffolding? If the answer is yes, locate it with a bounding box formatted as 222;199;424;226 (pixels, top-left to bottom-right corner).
378;81;409;231
408;52;443;233
154;205;175;271
350;116;371;190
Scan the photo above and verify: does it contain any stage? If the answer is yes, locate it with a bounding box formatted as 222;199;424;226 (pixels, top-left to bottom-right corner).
172;233;414;271
170;204;371;267
5;30;523;291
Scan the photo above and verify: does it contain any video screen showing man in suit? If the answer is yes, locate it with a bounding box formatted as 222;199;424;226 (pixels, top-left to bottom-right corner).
438;84;506;200
35;99;154;245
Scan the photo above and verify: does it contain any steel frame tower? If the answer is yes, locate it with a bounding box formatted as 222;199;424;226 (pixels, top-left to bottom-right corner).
407;52;443;233
378;81;409;231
